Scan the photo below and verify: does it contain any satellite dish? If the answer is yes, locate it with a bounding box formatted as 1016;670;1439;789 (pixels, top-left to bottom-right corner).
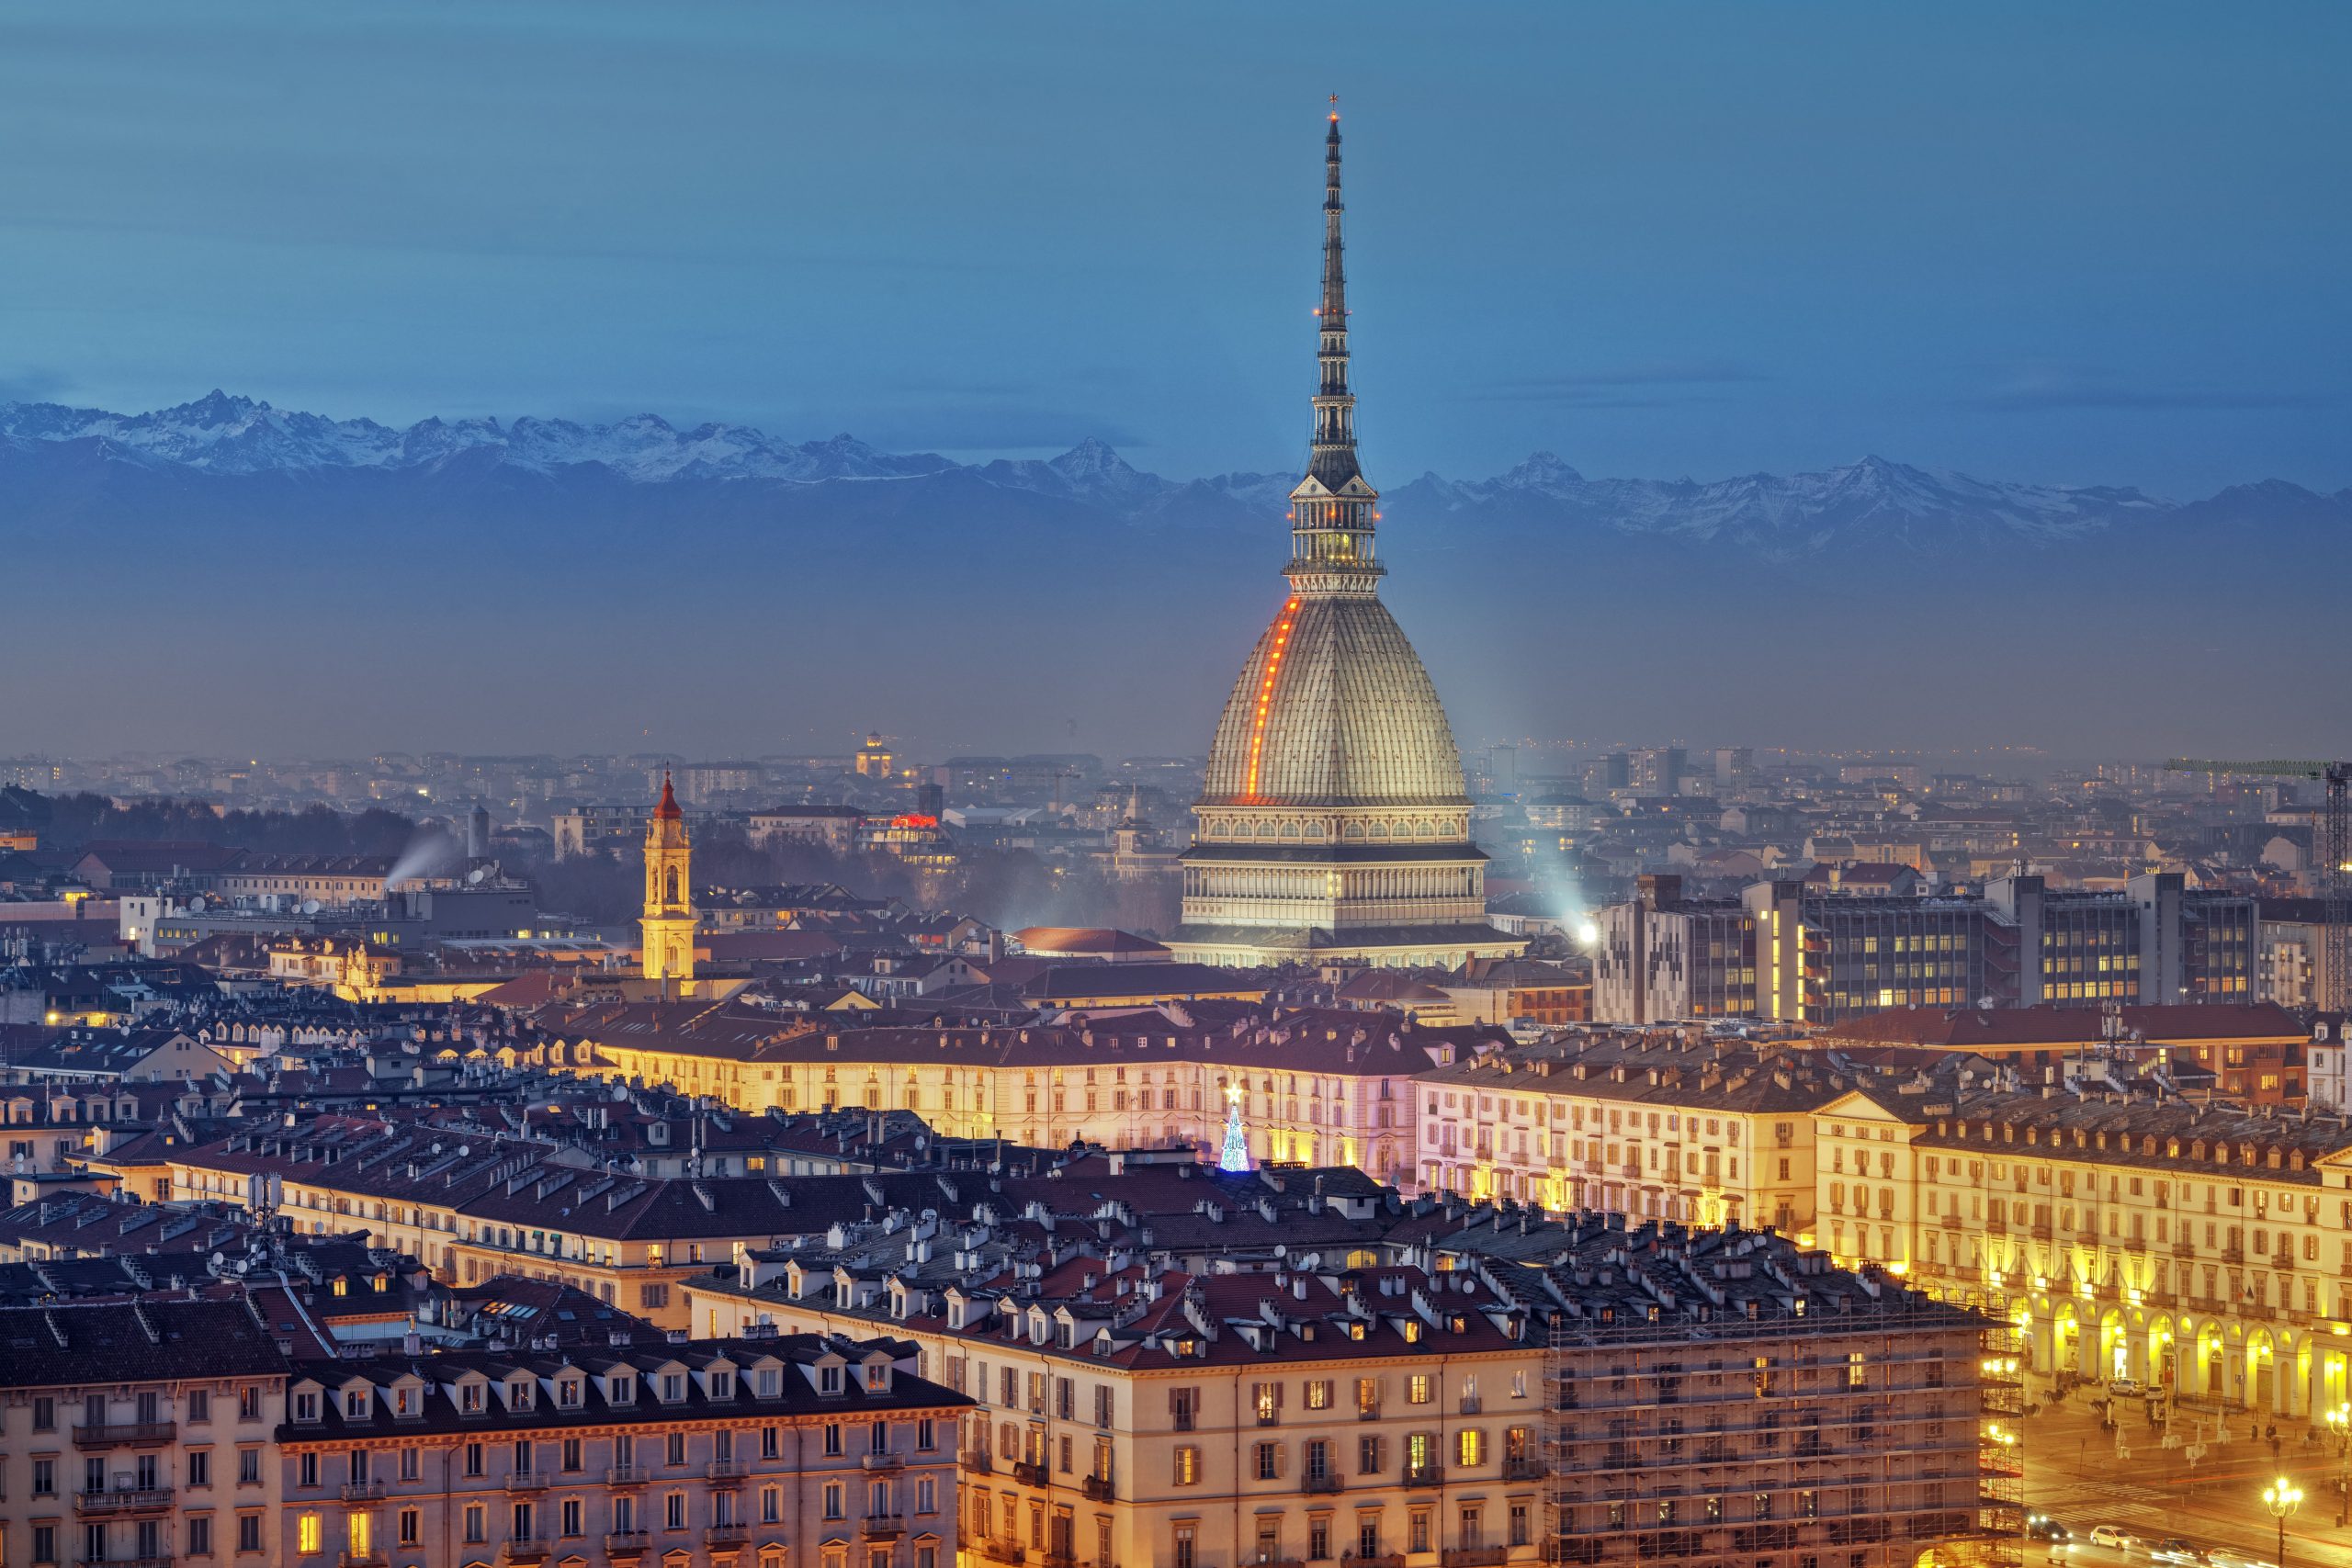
468;867;488;886
301;901;321;916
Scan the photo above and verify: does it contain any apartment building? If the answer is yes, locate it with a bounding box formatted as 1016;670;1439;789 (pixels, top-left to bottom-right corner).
1809;1081;2352;1418
113;1119;973;1329
275;1332;966;1568
1597;872;2258;1025
1410;1037;1841;1233
686;1212;2015;1568
545;1004;1485;1186
0;1298;290;1568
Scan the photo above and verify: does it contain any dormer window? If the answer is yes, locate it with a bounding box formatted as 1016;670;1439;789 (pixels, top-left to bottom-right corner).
610;1376;635;1406
509;1382;534;1410
461;1383;485;1414
293;1392;321;1424
332;1278;349;1298
757;1369;779;1398
558;1380;582;1408
344;1389;369;1418
820;1365;843;1395
709;1371;733;1399
865;1364;888;1392
395;1387;418;1417
662;1374;684;1404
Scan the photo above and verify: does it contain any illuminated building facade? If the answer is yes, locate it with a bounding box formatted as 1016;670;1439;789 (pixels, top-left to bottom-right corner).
1597;872;2257;1024
1814;1085;2352;1419
640;774;696;986
1169;111;1521;971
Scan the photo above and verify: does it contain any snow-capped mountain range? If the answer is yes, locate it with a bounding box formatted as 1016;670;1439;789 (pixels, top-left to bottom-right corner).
4;389;2343;556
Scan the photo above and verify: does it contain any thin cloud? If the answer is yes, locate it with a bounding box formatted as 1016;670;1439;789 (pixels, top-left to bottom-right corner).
0;367;74;404
1471;361;1766;404
1965;373;2342;412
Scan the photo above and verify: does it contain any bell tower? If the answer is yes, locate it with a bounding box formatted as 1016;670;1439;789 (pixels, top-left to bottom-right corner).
640;772;696;986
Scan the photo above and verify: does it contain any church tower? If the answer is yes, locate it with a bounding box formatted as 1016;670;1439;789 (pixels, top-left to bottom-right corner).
640;772;696;986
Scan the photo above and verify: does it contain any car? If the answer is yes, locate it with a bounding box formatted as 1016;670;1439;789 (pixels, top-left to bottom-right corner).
2090;1525;2142;1551
2107;1376;2146;1398
2027;1514;2073;1544
2204;1554;2276;1568
2148;1541;2208;1566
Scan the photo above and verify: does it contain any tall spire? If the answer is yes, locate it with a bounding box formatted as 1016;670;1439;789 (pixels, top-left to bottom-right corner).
1310;96;1358;491
1287;99;1383;597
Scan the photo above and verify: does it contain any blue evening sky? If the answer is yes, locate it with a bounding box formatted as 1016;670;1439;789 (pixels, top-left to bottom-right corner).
3;0;2346;495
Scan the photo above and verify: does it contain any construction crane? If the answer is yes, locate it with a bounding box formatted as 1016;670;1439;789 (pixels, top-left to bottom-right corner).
2166;757;2351;1008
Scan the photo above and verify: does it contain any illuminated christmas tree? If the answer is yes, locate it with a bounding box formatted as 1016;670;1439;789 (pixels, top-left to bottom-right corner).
1218;1081;1252;1173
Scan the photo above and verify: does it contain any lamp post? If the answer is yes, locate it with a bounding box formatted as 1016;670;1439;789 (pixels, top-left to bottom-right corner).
2263;1475;2302;1568
2330;1404;2350;1528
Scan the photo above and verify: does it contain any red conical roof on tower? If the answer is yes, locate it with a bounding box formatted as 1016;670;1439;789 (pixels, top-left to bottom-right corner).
653;771;683;820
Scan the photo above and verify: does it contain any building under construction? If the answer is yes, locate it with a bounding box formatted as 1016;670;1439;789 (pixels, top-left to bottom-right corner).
1467;1220;2025;1567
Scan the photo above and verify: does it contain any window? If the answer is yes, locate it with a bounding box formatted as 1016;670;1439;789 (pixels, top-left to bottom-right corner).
1254;1441;1281;1481
1173;1446;1201;1486
463;1506;486;1543
1408;1374;1432;1405
1457;1429;1484;1468
1253;1382;1282;1425
1305;1379;1332;1411
239;1450;262;1486
399;1511;420;1546
824;1483;845;1519
189;1449;211;1487
236;1517;262;1555
33;1458;55;1496
189;1515;214;1557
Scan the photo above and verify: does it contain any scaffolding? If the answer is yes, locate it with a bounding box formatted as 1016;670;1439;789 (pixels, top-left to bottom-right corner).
1541;1300;2024;1567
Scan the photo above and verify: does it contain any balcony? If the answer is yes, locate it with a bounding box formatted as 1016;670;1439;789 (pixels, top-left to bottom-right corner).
78;1558;170;1568
861;1451;904;1472
960;1451;994;1477
505;1470;550;1493
1082;1475;1116;1502
75;1487;174;1517
860;1514;907;1540
1502;1458;1546;1481
1357;1405;1383;1422
1349;1556;1406;1568
706;1523;752;1550
340;1551;390;1568
606;1465;644;1487
2029;1224;2052;1242
706;1460;747;1485
2075;1232;2100;1248
73;1421;175;1449
1012;1461;1046;1487
605;1533;650;1560
1939;1213;1962;1231
340;1480;388;1502
2174;1241;2198;1258
502;1538;551;1564
1404;1465;1446;1488
1301;1472;1345;1495
1442;1551;1510;1568
978;1540;1026;1566
2221;1246;2246;1264
1459;1394;1482;1416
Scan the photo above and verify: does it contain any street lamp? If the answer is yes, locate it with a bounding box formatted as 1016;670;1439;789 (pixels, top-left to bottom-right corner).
2330;1404;2350;1527
2264;1475;2302;1568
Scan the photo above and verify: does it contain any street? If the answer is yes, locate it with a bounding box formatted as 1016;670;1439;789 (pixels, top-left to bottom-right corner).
2020;1380;2352;1567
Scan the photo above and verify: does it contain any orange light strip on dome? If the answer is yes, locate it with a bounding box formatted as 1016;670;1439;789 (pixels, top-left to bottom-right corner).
1243;596;1303;801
